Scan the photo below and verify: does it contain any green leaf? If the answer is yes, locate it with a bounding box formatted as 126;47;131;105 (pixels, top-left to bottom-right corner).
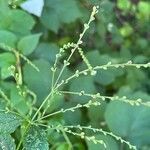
0;134;16;150
0;0;11;29
105;100;150;147
0;111;21;134
0;30;17;48
1;64;12;79
40;0;81;32
87;134;119;150
0;52;16;79
126;69;146;88
95;70;116;86
56;143;69;150
0;8;35;35
34;42;59;64
0;0;9;13
10;85;32;115
136;39;148;51
88;101;106;126
0;52;16;67
18;33;42;55
137;1;150;20
0;98;7;110
117;0;131;11
9;9;35;35
63;101;82;125
120;24;133;37
24;126;49;150
97;0;115;23
23;59;52;105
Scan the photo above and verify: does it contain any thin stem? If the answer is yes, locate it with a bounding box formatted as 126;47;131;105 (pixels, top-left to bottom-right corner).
32;7;99;120
31;91;53;121
59;90;150;107
16;123;31;150
61;129;73;149
35;109;64;121
51;56;59;88
64;125;137;150
53;7;97;89
55;62;150;90
15;51;22;85
35;99;100;122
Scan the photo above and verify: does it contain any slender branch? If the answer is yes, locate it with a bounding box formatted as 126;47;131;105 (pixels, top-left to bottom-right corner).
59;90;150;107
31;91;53;121
14;51;22;85
53;6;99;89
54;62;150;90
32;6;99;119
61;129;73;150
35;100;100;121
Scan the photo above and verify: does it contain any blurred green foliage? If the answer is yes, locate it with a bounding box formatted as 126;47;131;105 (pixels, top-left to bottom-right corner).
0;0;150;149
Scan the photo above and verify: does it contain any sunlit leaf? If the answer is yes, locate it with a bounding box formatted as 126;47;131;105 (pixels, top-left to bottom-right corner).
24;126;49;150
0;111;21;134
0;134;16;150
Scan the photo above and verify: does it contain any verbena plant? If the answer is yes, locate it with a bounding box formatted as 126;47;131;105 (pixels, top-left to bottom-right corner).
0;3;150;150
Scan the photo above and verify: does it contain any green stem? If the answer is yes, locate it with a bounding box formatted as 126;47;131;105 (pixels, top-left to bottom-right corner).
61;129;73;150
31;91;53;121
15;51;22;85
16;123;30;150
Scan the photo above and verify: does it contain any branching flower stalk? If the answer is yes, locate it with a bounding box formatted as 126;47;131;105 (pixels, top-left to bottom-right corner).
30;6;150;149
64;130;107;148
36;88;150;122
63;125;137;150
37;122;136;149
36;100;101;122
77;47;96;75
54;61;150;90
42;43;76;116
52;6;99;89
51;42;76;89
0;3;149;149
39;124;107;148
59;91;150;107
32;6;99;120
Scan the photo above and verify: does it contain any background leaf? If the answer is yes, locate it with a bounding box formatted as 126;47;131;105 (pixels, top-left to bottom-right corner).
23;59;52;105
105;100;150;148
0;30;17;48
69;76;96;104
0;9;35;35
34;42;59;64
40;0;81;32
18;33;41;55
